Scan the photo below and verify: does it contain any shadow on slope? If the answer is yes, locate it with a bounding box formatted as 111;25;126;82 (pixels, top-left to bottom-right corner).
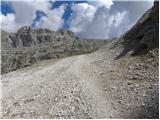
115;1;159;59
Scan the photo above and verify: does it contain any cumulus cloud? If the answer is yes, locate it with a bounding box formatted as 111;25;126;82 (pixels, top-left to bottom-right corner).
68;0;154;39
11;1;36;26
1;0;44;32
0;13;20;32
1;0;65;32
34;4;66;30
76;8;128;39
68;3;96;33
88;0;113;9
1;0;154;39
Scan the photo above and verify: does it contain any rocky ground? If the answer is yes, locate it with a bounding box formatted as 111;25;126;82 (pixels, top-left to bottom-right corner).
0;41;158;119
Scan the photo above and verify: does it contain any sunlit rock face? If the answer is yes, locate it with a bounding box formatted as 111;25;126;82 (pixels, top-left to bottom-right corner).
2;26;75;50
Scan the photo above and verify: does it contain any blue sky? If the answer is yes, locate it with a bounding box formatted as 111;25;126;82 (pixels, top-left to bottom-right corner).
1;1;14;15
0;0;154;39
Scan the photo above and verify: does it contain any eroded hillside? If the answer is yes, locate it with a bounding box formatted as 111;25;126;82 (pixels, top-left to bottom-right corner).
116;1;159;58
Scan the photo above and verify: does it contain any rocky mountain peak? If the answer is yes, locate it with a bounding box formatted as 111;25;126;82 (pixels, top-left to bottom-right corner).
17;26;56;35
16;26;74;37
57;29;75;38
17;26;31;33
2;26;77;49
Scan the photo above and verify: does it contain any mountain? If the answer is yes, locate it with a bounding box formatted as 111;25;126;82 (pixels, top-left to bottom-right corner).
1;26;75;50
1;26;109;74
1;1;159;119
116;1;159;58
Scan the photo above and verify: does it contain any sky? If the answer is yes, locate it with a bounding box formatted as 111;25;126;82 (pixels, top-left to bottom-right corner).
0;0;154;39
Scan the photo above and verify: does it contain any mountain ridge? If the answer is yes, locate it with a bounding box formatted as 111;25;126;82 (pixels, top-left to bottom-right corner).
1;26;109;74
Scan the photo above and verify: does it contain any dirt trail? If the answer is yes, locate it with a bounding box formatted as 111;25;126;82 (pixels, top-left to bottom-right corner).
0;43;158;118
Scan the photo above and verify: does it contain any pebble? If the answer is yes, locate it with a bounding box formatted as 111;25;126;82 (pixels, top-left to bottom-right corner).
127;82;132;85
129;65;134;69
142;93;147;97
113;105;117;109
118;100;122;104
41;75;45;77
141;102;145;107
54;97;59;102
128;70;132;74
112;86;116;90
151;96;155;100
136;97;139;100
134;84;139;87
104;88;107;91
99;71;103;76
139;63;144;66
48;98;52;100
63;96;67;98
129;76;133;80
110;69;114;72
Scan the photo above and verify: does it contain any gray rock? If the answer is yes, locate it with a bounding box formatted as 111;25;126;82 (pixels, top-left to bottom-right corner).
1;27;109;74
116;1;159;58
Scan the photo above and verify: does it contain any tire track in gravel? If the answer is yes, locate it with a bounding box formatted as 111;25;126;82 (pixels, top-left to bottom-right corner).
73;54;114;118
1;46;116;118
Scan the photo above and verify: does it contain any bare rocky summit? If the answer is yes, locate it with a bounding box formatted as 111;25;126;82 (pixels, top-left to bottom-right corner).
2;26;75;49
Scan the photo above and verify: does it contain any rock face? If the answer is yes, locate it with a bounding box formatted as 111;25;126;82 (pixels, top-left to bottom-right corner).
117;1;159;58
1;26;75;50
1;27;109;74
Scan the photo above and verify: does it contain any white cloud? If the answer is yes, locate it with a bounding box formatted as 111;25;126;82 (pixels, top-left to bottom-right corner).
1;0;65;32
68;0;116;38
33;0;66;31
1;13;17;32
88;0;113;9
68;0;153;39
68;0;113;34
11;1;35;25
34;5;66;30
72;7;127;39
0;13;27;32
68;3;96;33
1;0;154;39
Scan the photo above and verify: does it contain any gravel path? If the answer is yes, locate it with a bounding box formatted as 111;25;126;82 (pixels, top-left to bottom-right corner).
1;43;159;118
